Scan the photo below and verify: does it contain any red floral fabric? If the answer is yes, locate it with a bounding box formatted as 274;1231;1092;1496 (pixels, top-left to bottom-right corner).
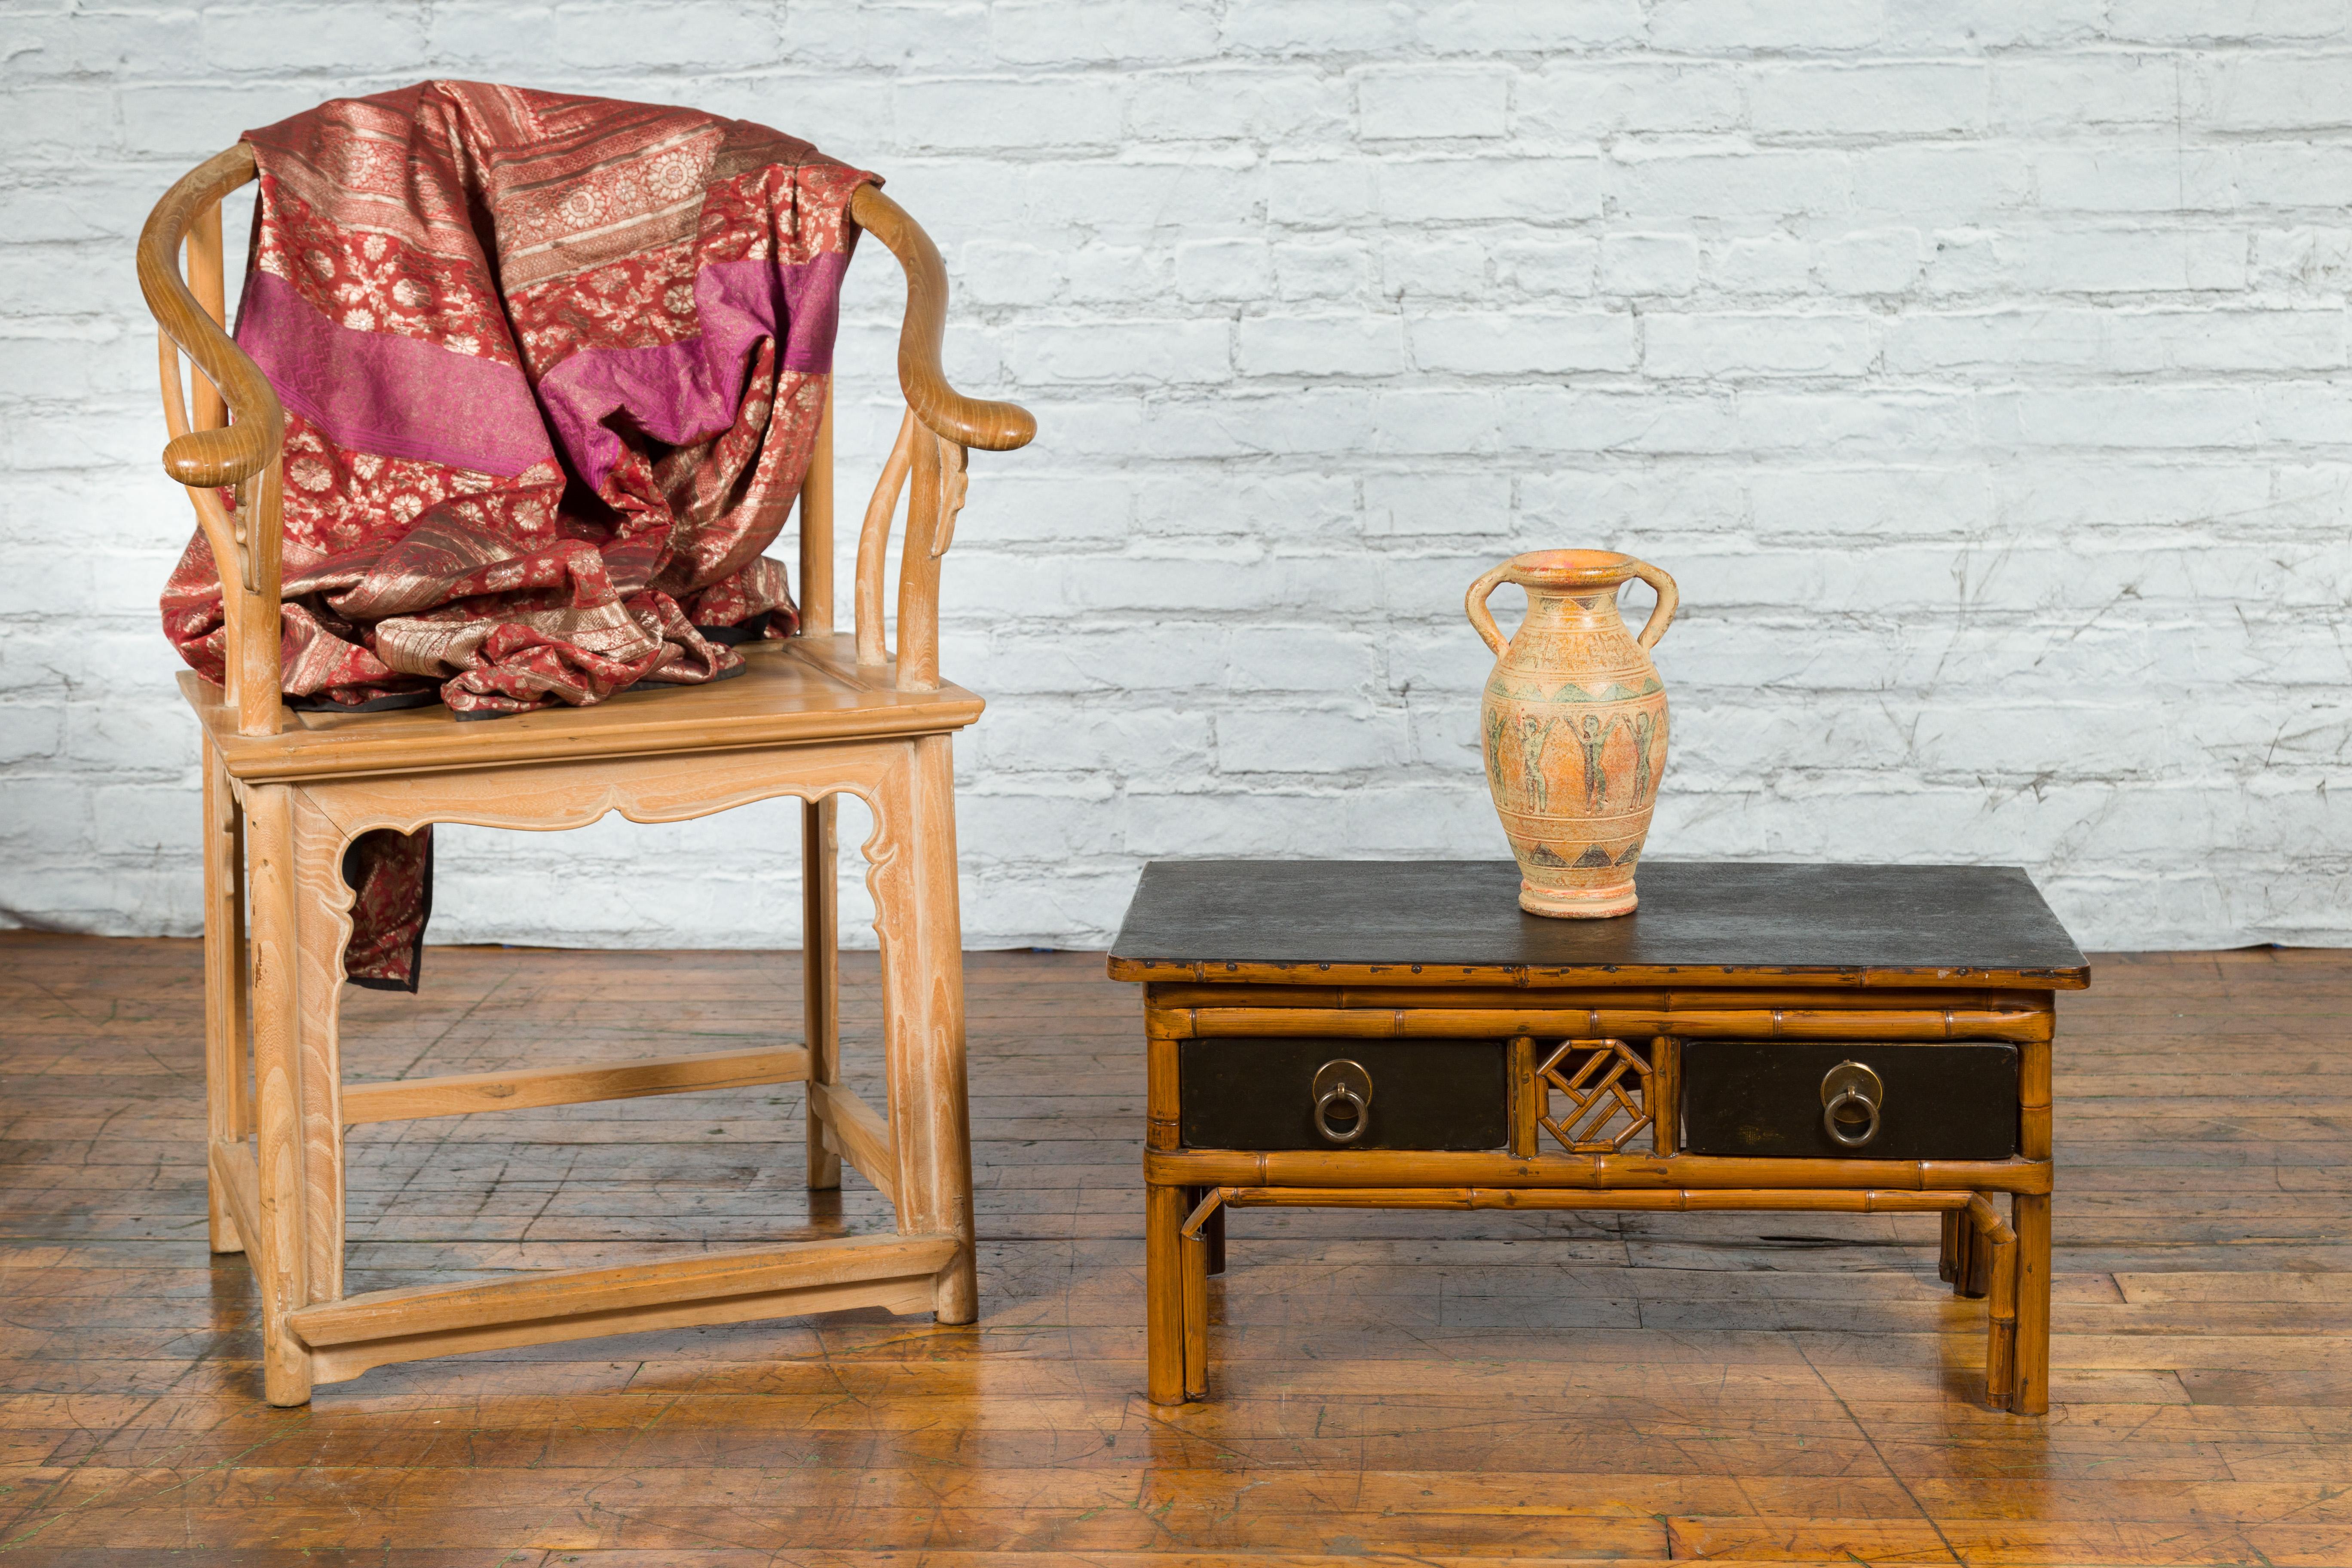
161;82;870;987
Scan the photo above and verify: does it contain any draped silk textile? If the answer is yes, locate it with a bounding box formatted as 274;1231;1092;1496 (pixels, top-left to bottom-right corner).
160;82;870;987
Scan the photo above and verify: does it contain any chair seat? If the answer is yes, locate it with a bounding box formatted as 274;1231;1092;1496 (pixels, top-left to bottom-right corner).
184;633;983;784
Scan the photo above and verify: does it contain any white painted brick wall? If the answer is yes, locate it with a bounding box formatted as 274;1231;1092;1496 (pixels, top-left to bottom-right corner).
4;0;2349;954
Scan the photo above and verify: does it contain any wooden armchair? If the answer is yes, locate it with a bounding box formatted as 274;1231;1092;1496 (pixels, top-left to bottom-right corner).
140;143;1034;1406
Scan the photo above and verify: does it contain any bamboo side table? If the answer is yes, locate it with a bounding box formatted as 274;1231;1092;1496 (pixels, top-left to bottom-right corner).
1108;860;2089;1414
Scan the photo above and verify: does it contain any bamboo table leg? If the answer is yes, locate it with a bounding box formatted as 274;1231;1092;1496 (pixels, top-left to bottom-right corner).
1176;1188;1225;1400
1177;1187;1227;1276
1146;1182;1186;1406
1967;1193;2019;1411
2012;1036;2053;1414
1988;1246;2018;1409
1180;1224;1208;1400
2012;1192;2052;1414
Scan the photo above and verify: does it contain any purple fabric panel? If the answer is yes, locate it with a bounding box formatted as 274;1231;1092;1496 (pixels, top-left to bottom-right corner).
773;248;849;373
234;272;556;477
535;251;850;493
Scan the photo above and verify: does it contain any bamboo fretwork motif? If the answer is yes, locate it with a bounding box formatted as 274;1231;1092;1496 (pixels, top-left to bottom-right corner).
1533;1037;1655;1153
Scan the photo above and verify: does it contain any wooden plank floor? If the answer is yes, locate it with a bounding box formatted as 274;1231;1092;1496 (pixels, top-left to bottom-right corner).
1;936;2348;1566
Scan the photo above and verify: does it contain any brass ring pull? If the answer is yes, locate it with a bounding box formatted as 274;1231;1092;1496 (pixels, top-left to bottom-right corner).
1820;1060;1883;1149
1311;1059;1374;1146
1822;1088;1879;1147
1314;1084;1368;1144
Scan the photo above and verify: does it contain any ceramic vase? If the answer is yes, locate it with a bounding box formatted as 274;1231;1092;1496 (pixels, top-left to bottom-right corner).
1467;550;1678;919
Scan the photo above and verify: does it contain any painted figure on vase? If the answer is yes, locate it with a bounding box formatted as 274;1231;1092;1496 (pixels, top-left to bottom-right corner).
1467;550;1678;918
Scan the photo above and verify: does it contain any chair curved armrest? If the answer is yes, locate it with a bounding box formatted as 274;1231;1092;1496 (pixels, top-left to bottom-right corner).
849;183;1035;453
138;143;284;487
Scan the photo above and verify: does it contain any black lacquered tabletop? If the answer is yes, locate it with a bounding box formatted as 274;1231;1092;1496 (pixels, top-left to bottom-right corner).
1109;860;2088;987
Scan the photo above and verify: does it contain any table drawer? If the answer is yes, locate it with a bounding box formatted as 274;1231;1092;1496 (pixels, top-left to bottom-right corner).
1179;1038;1510;1151
1679;1040;2018;1161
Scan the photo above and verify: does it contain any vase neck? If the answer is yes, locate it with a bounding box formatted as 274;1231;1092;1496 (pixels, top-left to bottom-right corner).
1524;584;1628;631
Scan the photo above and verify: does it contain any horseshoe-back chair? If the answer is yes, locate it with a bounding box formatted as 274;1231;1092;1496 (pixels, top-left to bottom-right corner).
141;141;1033;1404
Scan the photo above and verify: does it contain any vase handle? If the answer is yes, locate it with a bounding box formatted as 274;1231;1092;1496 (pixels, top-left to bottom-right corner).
1465;560;1516;655
1623;557;1680;651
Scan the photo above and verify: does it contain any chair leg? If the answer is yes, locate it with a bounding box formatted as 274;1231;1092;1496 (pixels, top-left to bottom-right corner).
243;784;313;1406
292;794;351;1308
202;746;250;1254
872;734;977;1323
803;796;842;1191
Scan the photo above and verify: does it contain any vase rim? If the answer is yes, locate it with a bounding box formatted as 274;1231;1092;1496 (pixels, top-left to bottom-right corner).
1501;549;1642;589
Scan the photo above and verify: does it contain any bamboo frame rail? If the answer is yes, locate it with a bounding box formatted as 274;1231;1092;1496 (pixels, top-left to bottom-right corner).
1158;1003;2052;1042
1145;984;2059;1014
1113;959;2087;991
1147;1148;2053;1194
1183;1185;2008;1217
